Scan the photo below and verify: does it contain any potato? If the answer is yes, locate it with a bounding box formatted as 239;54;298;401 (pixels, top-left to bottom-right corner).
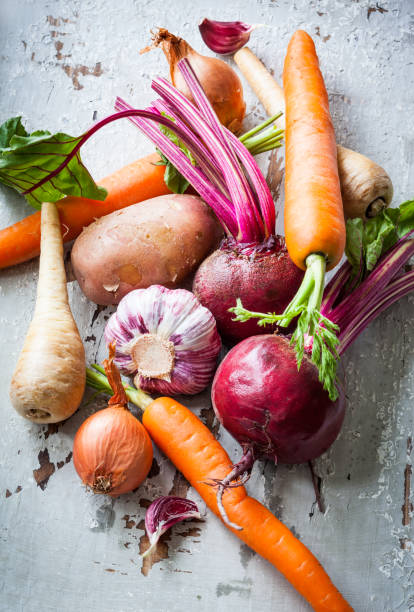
71;194;223;305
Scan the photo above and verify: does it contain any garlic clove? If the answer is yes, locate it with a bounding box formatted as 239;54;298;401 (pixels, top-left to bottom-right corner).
142;496;201;558
199;18;257;55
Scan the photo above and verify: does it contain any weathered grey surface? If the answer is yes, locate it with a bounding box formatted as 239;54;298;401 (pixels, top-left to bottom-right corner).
0;1;413;611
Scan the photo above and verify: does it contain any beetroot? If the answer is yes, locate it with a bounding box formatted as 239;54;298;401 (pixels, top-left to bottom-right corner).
212;334;345;464
193;237;304;342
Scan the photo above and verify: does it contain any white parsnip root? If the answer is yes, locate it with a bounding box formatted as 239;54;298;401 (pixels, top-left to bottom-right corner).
10;202;85;423
234;47;393;220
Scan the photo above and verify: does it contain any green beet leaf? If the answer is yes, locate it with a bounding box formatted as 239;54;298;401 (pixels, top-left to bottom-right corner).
397;200;414;238
0;116;107;209
345;200;414;284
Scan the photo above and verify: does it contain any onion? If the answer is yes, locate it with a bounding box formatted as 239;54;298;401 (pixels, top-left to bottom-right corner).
73;343;153;496
149;28;246;134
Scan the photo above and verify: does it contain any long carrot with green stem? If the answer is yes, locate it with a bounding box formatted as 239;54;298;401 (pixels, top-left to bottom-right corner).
232;31;345;400
86;351;353;612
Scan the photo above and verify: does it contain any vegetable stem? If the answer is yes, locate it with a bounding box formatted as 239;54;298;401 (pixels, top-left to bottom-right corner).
239;112;283;142
86;366;153;411
307;254;326;312
231;253;340;401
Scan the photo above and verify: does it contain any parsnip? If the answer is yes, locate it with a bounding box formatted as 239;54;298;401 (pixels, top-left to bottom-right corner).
234;47;393;220
10;202;85;423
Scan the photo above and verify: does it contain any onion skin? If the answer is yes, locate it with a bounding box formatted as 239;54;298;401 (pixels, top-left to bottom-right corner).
211;335;345;464
73;405;153;496
193;237;304;342
154;29;246;134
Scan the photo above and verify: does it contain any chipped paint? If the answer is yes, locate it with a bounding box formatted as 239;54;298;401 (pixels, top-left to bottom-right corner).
200;405;220;437
33;448;55;490
216;579;253;598
239;544;256;569
367;3;389;19
402;438;413;526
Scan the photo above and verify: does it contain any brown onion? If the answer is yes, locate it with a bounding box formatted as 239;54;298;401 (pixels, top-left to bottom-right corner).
73;344;153;496
148;28;246;134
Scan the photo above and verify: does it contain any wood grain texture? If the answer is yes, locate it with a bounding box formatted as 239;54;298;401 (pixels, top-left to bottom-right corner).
0;1;413;611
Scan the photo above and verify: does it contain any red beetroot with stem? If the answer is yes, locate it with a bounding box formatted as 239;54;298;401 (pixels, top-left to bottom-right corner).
212;220;414;496
115;61;303;343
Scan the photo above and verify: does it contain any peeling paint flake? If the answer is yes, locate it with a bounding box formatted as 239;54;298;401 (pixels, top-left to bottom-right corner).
33;449;55;491
122;514;136;529
367;3;389;20
402;463;413;526
216;578;252;598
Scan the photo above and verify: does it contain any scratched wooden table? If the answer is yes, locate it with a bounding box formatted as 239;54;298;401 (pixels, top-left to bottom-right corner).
0;1;413;611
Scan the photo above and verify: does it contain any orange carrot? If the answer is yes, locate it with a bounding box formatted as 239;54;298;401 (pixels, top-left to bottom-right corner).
231;32;346;400
0;152;170;269
143;396;353;611
283;30;345;271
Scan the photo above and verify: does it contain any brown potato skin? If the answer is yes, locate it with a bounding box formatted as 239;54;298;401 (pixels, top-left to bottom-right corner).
71;194;223;305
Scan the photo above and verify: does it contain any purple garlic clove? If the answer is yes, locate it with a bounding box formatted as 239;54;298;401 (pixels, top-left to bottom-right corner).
143;496;201;557
199;18;257;55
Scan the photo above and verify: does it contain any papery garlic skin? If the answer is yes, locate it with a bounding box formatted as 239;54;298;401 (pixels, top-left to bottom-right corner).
104;285;221;396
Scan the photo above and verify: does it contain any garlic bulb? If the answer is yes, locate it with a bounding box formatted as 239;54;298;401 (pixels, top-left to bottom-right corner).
104;285;221;396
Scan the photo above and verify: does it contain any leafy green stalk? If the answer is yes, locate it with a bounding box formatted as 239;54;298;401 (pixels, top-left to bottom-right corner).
86;365;152;411
230;254;340;401
0;117;107;209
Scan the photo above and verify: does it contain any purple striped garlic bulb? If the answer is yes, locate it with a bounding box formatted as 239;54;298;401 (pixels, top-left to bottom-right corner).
104;285;221;396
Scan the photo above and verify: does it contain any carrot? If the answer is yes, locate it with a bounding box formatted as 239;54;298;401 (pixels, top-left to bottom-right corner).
0;152;170;269
9;201;85;423
231;32;345;400
234;46;393;220
283;30;345;270
86;363;352;611
143;397;353;612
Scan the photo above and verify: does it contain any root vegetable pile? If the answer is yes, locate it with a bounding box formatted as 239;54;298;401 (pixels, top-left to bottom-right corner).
0;20;409;612
227;199;414;472
86;353;352;611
